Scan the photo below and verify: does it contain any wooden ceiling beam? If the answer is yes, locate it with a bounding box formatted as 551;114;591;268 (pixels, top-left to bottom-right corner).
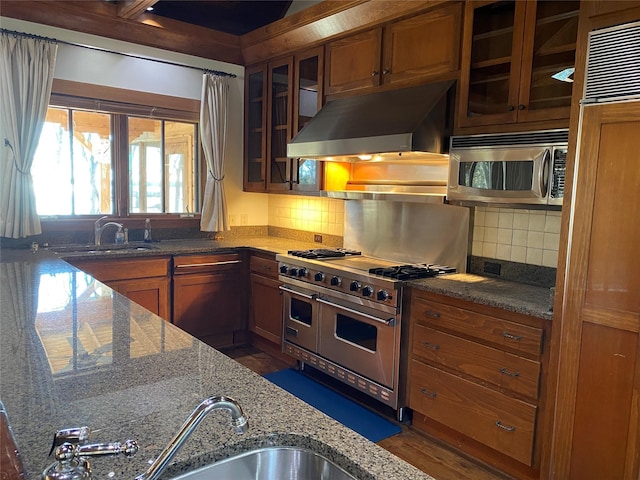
240;0;449;65
0;0;243;64
117;0;159;20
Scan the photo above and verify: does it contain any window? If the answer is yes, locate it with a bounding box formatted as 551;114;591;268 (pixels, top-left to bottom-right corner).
31;95;201;218
128;118;198;214
33;108;113;215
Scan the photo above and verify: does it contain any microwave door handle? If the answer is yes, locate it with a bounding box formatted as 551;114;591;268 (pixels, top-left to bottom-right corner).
540;149;551;197
468;162;477;187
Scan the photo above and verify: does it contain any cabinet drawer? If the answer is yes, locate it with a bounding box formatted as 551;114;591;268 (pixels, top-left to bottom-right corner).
412;296;543;356
71;257;170;282
410;360;537;466
413;325;541;399
250;255;279;278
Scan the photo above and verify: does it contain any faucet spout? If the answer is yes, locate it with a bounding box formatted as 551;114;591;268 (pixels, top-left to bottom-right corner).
135;396;248;480
94;216;124;245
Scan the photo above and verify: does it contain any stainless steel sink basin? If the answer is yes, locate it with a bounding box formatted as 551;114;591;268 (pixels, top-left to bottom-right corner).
170;446;358;480
50;243;159;254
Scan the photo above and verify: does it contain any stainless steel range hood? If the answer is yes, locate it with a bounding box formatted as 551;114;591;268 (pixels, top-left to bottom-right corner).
287;80;455;163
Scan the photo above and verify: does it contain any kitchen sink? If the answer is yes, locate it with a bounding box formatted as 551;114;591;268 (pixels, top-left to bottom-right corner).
170;446;359;480
50;243;159;254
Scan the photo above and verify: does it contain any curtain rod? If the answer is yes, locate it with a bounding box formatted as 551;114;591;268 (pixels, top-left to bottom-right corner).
0;28;237;78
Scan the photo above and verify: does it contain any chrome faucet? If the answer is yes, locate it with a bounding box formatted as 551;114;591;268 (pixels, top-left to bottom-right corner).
135;396;248;480
94;216;124;245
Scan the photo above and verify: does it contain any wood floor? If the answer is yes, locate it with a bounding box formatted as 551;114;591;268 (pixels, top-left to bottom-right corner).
220;345;514;480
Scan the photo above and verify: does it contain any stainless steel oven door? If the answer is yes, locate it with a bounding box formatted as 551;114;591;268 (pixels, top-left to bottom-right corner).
280;283;319;352
317;296;398;389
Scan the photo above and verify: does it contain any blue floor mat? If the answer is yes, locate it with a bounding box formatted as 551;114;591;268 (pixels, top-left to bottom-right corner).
264;368;402;443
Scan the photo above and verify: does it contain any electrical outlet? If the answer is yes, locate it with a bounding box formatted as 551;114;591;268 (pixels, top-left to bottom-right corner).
483;261;502;275
314;234;323;243
240;214;248;226
229;214;237;226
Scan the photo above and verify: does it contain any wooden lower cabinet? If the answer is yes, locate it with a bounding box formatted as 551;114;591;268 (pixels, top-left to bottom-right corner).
406;288;550;479
248;253;283;345
172;253;245;347
68;257;171;319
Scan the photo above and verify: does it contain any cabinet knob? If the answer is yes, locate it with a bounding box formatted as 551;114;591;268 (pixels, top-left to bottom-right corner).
371;70;379;77
508;105;515;111
382;69;390;75
518;104;526;110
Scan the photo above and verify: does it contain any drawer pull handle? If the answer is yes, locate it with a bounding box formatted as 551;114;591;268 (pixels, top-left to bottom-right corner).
502;331;522;341
420;388;437;399
423;310;441;318
499;367;520;377
495;420;516;432
423;342;440;351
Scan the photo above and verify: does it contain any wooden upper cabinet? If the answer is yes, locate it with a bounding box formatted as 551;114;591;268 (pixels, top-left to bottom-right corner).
244;64;268;192
244;48;324;194
291;46;324;193
325;28;383;95
381;2;462;86
325;2;462;96
266;56;294;192
457;0;579;129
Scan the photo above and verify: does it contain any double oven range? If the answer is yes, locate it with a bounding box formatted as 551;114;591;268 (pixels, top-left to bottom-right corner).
277;248;454;420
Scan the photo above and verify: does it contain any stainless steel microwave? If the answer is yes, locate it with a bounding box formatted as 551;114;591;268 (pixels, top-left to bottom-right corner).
447;129;567;207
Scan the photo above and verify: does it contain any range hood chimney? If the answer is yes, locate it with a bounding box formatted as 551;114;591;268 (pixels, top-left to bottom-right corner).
287;80;455;163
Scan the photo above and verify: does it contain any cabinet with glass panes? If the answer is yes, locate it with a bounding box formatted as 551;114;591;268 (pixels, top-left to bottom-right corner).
457;0;579;128
244;64;268;191
244;47;323;193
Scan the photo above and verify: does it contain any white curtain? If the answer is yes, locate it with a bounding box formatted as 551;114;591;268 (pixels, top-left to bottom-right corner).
0;32;57;238
199;74;230;232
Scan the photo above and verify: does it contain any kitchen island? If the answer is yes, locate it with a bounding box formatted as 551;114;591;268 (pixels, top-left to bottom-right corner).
0;248;433;480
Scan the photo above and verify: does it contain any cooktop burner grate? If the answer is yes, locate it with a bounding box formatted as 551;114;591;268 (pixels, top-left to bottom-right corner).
287;248;362;259
369;264;455;280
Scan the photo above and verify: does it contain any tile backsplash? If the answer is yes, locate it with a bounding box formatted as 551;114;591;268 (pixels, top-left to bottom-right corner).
268;195;344;236
267;197;561;269
472;207;561;268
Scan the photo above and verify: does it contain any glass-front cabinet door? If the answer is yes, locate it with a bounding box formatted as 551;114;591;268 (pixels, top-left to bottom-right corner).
458;0;578;128
517;0;579;123
292;47;324;192
458;0;525;127
244;50;324;193
266;58;293;191
244;64;267;191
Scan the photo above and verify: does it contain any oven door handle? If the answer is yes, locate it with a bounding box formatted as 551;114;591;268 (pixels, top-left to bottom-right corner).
316;297;395;326
278;285;318;300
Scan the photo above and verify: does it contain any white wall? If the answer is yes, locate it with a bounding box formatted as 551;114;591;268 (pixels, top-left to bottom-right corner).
0;17;269;226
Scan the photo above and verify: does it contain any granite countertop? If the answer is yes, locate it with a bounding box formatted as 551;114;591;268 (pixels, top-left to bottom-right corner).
0;242;433;480
408;273;554;320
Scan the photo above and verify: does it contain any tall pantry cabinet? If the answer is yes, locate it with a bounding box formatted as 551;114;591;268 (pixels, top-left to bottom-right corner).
544;3;640;479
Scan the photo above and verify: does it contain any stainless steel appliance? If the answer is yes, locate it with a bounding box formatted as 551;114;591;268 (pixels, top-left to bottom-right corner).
447;129;568;207
277;201;469;420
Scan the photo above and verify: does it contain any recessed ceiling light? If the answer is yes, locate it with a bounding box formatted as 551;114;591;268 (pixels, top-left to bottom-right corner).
146;6;154;11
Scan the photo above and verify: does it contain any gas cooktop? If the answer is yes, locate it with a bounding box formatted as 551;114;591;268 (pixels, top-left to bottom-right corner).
369;264;456;280
287;248;361;259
